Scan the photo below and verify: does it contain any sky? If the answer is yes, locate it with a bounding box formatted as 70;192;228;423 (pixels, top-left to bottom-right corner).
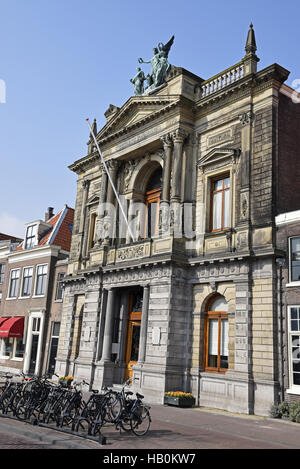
1;0;300;238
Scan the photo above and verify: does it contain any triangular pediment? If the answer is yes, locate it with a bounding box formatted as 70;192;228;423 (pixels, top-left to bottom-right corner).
198;147;241;169
98;95;179;142
86;195;99;206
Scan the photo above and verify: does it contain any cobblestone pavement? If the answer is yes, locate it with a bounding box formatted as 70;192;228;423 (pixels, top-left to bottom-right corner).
1;405;300;450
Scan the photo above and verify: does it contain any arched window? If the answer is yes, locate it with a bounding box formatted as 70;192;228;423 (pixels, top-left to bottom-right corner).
204;295;228;373
142;167;162;239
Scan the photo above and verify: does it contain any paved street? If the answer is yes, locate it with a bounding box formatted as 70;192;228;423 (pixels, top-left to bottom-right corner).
0;404;300;450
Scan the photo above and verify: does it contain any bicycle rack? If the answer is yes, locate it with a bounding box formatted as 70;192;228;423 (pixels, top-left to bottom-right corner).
0;413;107;445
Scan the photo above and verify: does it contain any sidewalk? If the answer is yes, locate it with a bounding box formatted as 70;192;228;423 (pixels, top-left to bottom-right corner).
1;403;300;449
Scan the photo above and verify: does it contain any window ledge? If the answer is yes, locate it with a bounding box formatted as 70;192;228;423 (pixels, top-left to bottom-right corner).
286;387;300;396
286;282;300;288
205;229;234;237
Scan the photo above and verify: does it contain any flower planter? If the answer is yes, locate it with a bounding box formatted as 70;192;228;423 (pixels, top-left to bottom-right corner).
164;396;195;408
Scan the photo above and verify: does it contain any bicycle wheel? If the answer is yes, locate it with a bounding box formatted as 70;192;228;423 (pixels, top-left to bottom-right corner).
60;402;80;428
75;417;91;435
130;407;151;436
15;404;27;421
106;395;122;423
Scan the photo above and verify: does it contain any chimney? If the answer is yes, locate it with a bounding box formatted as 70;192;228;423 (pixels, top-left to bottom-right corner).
45;207;54;222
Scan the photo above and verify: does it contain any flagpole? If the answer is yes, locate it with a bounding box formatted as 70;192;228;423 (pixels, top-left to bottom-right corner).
86;118;135;243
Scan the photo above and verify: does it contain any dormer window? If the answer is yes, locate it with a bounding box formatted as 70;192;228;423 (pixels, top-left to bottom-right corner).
25;225;37;249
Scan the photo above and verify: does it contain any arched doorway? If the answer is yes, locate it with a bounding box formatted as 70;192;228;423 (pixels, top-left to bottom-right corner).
204;294;229;373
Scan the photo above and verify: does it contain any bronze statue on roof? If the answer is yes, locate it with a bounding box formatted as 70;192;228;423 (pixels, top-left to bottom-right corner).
131;35;175;95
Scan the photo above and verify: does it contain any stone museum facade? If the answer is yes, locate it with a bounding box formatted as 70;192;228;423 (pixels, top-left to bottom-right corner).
55;25;300;416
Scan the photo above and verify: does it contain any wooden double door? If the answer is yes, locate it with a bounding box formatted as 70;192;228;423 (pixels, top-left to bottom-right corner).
124;297;142;380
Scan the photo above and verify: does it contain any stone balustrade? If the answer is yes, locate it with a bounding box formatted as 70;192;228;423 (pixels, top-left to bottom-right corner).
201;62;245;98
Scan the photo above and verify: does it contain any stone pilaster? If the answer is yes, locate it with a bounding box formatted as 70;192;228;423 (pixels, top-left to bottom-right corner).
137;284;150;364
101;288;116;362
161;133;173;203
103;160;119;246
79;179;90;260
95;165;108;246
171;129;187;202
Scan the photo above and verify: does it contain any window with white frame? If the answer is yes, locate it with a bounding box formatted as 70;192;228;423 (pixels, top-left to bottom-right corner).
0;337;13;358
290;237;300;283
8;269;20;298
0;264;5;284
21;267;33;297
35;264;48;296
25;224;37;249
12;338;24;360
210;174;230;232
288;306;300;390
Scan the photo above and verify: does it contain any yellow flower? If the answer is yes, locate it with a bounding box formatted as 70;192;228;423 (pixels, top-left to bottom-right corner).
165;391;194;399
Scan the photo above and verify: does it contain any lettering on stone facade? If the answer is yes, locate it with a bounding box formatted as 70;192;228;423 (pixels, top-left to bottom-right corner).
207;129;233;148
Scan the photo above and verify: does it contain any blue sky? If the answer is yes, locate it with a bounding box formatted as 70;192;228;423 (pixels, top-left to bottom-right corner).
1;0;300;238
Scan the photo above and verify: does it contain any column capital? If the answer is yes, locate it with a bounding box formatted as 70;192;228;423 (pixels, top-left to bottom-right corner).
82;179;90;190
172;128;188;143
106;159;120;171
160;133;173;148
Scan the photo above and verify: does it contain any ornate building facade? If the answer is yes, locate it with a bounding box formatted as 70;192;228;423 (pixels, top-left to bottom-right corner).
55;26;300;416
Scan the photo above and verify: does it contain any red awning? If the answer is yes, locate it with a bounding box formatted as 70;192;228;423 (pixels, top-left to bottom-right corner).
0;317;24;338
0;317;9;327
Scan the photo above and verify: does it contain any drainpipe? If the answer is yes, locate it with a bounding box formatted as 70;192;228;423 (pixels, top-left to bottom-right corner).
276;258;285;403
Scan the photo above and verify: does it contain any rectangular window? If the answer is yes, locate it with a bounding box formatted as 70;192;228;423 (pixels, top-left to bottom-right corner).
88;212;97;250
55;273;65;300
8;269;20;298
205;313;228;372
12;338;25;359
25;225;37;249
210;175;230;232
288;306;300;389
0;337;13;358
47;322;60;375
0;264;5;284
35;264;48;296
21;267;33;297
290;237;300;283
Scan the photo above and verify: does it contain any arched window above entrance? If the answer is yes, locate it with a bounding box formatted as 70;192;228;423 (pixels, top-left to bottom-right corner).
204;294;229;373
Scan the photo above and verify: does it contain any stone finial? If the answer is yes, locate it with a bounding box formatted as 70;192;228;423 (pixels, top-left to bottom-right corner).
245;23;257;55
90;118;97;137
242;23;259;75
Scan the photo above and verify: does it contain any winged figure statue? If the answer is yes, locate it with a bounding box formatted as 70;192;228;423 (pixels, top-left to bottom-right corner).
134;35;175;94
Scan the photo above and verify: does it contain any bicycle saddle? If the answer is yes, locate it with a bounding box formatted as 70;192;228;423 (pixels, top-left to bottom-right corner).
136;393;144;399
125;391;134;396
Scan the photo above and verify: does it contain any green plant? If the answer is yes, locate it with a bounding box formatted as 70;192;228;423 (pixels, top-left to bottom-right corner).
289;402;300;423
269;403;281;419
278;401;290;418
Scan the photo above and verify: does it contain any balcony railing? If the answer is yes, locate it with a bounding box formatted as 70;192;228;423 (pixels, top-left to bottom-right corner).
200;61;245;98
